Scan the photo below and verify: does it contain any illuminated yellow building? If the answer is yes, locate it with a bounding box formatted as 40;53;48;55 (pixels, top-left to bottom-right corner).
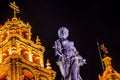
0;1;56;80
98;43;120;80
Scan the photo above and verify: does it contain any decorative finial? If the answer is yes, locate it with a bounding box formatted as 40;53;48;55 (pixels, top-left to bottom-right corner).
46;59;52;69
9;1;20;18
36;36;41;45
100;43;109;57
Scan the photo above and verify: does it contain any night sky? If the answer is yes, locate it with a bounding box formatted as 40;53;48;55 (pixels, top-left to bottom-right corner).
0;0;120;80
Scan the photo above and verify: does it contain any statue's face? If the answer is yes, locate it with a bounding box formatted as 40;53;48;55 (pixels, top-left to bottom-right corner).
58;27;69;39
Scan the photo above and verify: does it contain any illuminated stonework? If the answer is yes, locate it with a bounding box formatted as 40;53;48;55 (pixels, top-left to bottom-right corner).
0;1;56;80
98;43;120;80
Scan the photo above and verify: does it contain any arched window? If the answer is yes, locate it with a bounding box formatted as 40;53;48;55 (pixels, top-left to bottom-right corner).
22;69;33;80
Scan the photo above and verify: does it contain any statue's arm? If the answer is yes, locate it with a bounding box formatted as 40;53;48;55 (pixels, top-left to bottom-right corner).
71;42;86;65
71;42;79;55
54;40;63;57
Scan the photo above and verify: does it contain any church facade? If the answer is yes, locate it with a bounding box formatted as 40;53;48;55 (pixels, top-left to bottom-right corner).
0;1;56;80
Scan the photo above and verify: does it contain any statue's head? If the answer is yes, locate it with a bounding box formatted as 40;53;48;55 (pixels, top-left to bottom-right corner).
58;27;69;39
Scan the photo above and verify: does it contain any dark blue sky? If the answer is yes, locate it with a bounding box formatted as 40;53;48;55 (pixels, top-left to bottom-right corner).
0;0;120;80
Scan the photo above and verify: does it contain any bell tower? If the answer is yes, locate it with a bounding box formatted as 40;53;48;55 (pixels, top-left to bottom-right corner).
0;1;56;80
98;43;120;80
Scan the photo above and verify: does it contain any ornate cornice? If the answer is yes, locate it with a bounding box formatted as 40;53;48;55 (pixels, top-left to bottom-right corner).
0;34;45;53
